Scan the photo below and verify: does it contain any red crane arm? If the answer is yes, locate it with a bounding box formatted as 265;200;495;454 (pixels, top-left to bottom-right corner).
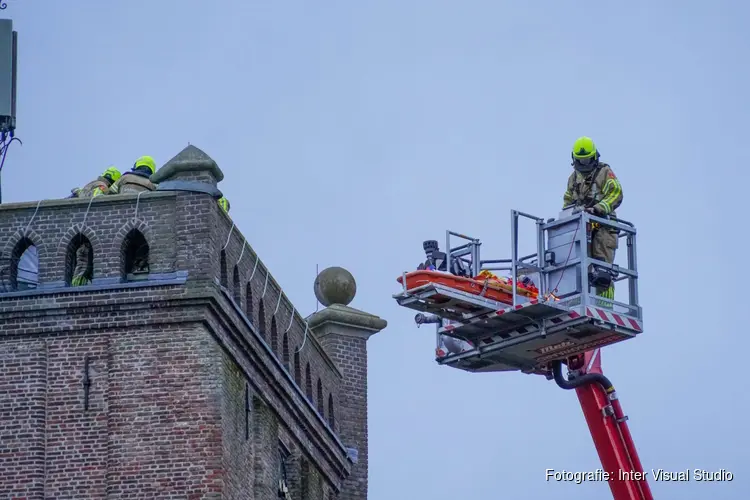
554;350;654;500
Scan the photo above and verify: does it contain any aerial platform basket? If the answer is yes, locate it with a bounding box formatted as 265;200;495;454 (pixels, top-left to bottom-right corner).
393;208;643;375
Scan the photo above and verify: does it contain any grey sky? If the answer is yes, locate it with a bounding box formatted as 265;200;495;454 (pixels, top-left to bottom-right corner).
5;1;748;498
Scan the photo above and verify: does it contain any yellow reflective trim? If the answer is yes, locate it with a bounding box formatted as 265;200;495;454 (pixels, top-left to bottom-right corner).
598;179;621;214
563;190;574;207
71;275;91;287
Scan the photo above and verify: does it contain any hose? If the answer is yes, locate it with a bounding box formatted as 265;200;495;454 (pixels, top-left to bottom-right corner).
551;359;614;393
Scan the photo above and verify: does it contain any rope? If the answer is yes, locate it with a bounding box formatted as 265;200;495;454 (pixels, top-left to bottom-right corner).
295;322;309;353
222;222;235;250
285;305;296;333
479;278;489;296
80;195;96;228
133;191;146;220
273;291;283;316
237;241;246;264
248;254;260;281
23;200;43;235
261;269;269;299
225;231;303;350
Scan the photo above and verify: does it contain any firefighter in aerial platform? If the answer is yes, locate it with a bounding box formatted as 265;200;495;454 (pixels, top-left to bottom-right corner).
563;136;623;304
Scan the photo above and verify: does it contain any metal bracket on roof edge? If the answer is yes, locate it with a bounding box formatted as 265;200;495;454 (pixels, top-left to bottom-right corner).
156;180;222;199
346;447;359;464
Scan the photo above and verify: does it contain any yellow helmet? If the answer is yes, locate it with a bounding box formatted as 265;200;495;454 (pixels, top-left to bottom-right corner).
102;166;121;183
571;136;600;171
572;136;597;159
218;196;230;213
133;155;157;175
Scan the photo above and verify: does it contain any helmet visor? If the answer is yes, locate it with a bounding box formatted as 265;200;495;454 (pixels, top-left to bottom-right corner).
573;155;598;173
573;155;597;166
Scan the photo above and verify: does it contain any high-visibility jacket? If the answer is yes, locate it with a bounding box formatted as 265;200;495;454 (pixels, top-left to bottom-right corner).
111;171;156;194
563;162;623;217
73;177;112;198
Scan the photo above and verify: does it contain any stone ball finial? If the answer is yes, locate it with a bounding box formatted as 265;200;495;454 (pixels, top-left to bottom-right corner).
314;266;357;307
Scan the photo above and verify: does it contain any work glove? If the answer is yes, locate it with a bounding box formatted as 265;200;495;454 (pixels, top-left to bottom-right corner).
585;205;604;215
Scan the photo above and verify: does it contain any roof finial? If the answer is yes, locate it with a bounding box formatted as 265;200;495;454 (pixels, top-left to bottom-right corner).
314;266;357;307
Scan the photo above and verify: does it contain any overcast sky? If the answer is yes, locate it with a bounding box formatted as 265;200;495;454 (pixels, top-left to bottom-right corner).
4;1;748;498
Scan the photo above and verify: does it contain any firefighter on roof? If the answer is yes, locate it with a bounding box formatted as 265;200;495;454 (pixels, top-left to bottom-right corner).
69;166;121;198
71;242;93;286
563;136;622;302
218;196;230;213
111;155;158;194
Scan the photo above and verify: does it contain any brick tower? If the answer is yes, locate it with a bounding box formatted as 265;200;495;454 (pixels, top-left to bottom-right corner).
0;145;387;499
308;268;386;500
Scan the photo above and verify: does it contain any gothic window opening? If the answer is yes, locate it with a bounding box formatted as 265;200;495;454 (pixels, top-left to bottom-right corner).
8;237;38;291
233;265;241;303
294;351;301;385
316;379;324;416
278;443;291;499
328;393;335;429
65;234;93;287
258;299;266;339
305;363;312;401
122;229;149;281
220;250;227;287
271;316;278;353
245;283;253;322
282;333;290;370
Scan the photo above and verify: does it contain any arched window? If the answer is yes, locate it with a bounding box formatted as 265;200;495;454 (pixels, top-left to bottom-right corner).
258;300;266;339
220;250;227;287
121;229;149;281
65;234;93;287
9;237;38;291
282;334;290;370
328;394;335;429
294;351;301;385
232;265;241;303
316;379;324;415
305;363;312;401
270;316;278;353
245;283;253;323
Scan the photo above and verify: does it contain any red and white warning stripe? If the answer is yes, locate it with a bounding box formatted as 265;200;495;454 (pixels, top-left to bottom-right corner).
443;313;583;347
442;299;537;331
585;306;642;332
442;299;579;333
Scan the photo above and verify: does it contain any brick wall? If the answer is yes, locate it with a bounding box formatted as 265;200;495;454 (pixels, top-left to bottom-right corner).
0;341;46;498
0;322;225;499
220;354;255;497
213;206;342;436
318;335;370;500
0;187;355;498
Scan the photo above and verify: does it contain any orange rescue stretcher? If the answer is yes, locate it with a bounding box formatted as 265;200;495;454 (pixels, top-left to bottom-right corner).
396;269;539;306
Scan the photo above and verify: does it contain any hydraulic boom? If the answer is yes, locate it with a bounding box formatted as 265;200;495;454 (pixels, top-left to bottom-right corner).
556;350;653;500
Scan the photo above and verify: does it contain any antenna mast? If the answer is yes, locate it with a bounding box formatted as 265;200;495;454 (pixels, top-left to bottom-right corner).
315;263;320;312
0;17;18;204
